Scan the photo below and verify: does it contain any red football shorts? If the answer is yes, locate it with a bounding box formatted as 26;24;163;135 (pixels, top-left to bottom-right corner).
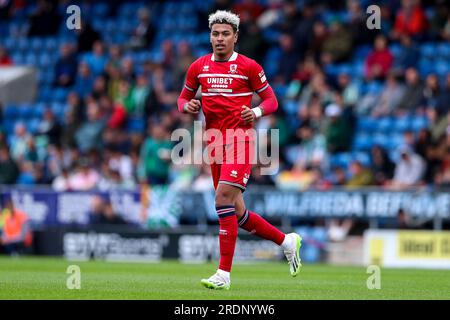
208;141;255;191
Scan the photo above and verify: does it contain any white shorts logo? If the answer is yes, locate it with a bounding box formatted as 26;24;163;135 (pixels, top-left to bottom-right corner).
230;170;238;178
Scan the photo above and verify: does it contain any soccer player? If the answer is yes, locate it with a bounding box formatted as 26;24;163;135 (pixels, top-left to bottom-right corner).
177;10;302;290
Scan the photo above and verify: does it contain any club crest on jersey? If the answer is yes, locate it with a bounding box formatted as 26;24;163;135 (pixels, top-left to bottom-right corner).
229;64;238;74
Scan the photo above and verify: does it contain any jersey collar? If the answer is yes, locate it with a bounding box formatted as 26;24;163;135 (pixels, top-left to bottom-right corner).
211;51;238;62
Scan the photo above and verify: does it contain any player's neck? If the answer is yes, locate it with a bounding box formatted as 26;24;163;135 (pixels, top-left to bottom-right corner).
213;50;234;62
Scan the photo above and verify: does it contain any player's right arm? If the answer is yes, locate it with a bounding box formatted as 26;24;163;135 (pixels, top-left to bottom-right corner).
177;59;201;114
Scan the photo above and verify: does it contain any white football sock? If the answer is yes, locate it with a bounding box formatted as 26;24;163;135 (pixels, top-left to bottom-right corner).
281;233;293;250
217;269;231;281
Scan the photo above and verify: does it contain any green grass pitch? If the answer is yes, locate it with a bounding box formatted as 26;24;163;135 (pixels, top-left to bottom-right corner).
0;257;449;299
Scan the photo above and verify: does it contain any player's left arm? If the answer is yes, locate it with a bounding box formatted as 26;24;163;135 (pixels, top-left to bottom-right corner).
241;60;278;123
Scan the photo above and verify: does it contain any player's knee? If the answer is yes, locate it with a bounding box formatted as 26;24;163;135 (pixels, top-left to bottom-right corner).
215;189;237;206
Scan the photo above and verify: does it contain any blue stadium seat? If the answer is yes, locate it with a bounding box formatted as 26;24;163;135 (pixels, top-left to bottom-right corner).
44;38;57;52
356;117;377;132
388;133;405;150
418;58;433;76
34;103;47;118
24;52;38;66
435;59;450;76
330;152;352;168
411;116;428;132
352;152;371;167
53;88;69;103
353;45;371;60
38;86;53;103
4;104;19;120
389;44;402;58
420;43;435;59
372;133;389;149
28;118;41;134
375;117;393;132
393;116;411;132
30;37;45;52
38;52;52;68
353;133;373;151
11;52;24;65
92;3;109;17
17;104;34;119
437;43;450;58
126;118;145;133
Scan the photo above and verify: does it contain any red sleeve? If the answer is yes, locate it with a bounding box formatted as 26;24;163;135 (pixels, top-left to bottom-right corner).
177;59;200;112
248;59;278;116
257;85;278;116
248;59;269;93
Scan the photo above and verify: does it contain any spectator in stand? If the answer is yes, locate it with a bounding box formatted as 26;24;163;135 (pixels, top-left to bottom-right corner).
74;101;105;153
397;67;424;113
307;20;328;63
428;3;448;40
390;145;426;189
28;0;60;36
346;160;375;188
0;46;13;66
393;35;420;71
36;108;62;146
74;62;95;99
83;41;108;77
277;34;301;84
298;71;333;110
337;72;360;108
391;0;428;40
130;73;152;118
0;146;19;184
442;15;450;41
237;17;268;65
420;73;440;111
53;43;77;88
99;95;126;130
365;34;394;81
324;103;352;154
371;145;395;185
435;73;450;117
321;20;353;64
138;123;173;185
9;122;32;162
76;20;101;53
232;0;264;22
346;0;376;45
128;7;155;50
173;41;196;90
69;158;100;191
61;107;81;148
371;71;405;117
291;121;328;172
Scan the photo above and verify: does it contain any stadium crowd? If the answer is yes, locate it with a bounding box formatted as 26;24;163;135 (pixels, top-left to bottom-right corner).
0;0;449;192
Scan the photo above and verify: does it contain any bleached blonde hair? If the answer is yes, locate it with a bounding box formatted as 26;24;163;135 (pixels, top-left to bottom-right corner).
208;10;240;32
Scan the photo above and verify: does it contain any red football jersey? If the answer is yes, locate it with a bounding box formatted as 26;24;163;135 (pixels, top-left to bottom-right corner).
183;51;270;145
